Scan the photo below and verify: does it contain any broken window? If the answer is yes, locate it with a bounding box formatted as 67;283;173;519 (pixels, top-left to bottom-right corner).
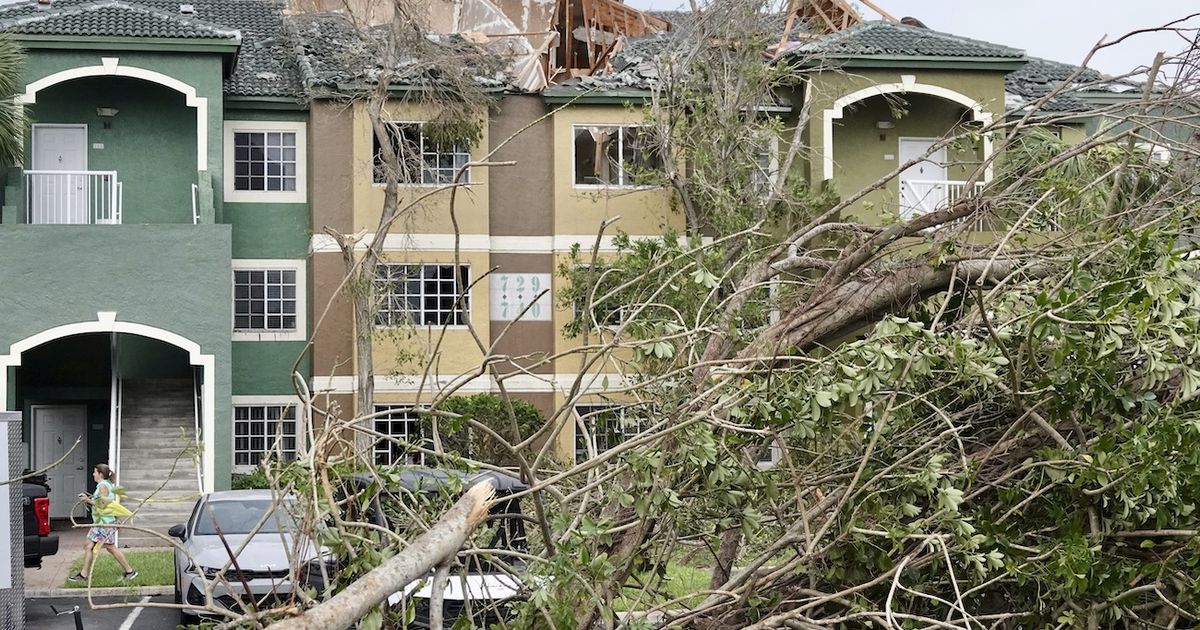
373;122;471;185
573;125;661;186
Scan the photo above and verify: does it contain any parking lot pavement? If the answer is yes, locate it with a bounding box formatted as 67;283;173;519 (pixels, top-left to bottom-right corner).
26;595;181;630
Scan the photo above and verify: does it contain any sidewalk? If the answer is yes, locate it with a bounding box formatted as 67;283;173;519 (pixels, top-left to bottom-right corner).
24;520;171;598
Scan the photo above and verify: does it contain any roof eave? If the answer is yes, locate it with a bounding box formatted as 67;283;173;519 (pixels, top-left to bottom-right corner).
224;95;307;110
792;55;1027;72
12;33;241;55
542;89;653;104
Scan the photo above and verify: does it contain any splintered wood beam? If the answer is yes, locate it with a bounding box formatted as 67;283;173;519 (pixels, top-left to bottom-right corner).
778;0;800;49
809;2;837;32
857;0;898;23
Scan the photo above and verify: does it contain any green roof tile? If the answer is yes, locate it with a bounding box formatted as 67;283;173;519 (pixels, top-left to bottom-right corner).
0;0;303;98
788;21;1024;60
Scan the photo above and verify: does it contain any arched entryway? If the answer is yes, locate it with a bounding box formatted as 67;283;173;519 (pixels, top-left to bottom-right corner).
0;313;216;506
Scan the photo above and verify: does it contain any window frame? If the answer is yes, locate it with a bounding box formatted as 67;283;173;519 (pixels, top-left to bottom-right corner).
574;403;648;464
372;405;429;466
571;124;662;189
373;262;472;329
231;396;302;473
231;259;307;342
372;121;472;187
223;121;307;204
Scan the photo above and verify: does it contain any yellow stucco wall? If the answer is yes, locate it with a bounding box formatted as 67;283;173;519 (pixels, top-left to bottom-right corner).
551;105;681;236
367;249;491;377
350;100;491;235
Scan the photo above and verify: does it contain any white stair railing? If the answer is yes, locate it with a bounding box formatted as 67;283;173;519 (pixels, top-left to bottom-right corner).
24;170;123;224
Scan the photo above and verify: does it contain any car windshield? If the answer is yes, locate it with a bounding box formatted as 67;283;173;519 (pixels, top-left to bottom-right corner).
193;499;295;536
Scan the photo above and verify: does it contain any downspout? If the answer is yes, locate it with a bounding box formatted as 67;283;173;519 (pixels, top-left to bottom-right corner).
108;333;120;473
193;367;203;493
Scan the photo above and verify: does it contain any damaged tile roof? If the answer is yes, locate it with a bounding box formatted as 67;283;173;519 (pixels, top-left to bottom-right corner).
786;21;1024;60
1005;56;1142;113
0;0;304;98
287;12;509;94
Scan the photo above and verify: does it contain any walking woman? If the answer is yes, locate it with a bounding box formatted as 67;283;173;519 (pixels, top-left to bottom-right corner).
67;463;138;582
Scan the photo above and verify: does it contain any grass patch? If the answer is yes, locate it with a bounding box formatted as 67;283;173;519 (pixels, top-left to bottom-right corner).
63;549;175;588
616;563;711;612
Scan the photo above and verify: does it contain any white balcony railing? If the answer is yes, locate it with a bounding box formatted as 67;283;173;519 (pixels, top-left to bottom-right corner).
24;170;123;225
899;179;984;219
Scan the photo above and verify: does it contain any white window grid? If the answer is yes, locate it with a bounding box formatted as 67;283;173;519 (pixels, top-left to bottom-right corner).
374;264;470;327
373;406;428;466
233;404;297;468
573;125;659;187
373;122;471;185
234;269;298;332
233;131;298;192
574;404;648;463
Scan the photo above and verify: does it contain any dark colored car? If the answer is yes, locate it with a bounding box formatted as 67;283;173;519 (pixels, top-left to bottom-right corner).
342;468;531;629
23;474;58;568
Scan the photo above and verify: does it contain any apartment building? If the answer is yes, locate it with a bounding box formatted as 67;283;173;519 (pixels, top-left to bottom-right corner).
0;0;1140;533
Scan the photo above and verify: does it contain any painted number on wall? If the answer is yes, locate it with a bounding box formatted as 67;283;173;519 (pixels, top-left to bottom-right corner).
491;273;552;322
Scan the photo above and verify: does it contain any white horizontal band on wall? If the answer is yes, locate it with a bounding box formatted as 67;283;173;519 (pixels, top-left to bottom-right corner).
310;372;629;395
311;234;704;254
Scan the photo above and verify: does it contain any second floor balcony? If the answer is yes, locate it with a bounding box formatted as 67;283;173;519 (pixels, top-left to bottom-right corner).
23;170;123;225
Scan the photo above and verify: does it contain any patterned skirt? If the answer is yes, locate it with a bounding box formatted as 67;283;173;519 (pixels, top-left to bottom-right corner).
86;525;117;546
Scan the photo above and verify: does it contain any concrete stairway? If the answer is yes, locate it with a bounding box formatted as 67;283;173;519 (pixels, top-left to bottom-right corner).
116;378;201;547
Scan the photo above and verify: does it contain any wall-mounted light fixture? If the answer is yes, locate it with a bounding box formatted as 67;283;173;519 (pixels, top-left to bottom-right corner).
875;121;896;130
96;107;119;129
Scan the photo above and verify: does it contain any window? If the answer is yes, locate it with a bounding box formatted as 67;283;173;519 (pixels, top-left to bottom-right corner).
374;264;470;327
373;122;470;185
574;404;647;463
233;131;297;192
373;406;427;466
573;125;661;186
223;121;307;203
234;269;297;332
232;260;306;341
752;136;780;196
233;404;297;468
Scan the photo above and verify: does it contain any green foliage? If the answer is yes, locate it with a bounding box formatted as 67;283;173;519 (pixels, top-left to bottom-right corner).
436;393;546;466
231;467;271;490
65;550;173;588
0;36;27;167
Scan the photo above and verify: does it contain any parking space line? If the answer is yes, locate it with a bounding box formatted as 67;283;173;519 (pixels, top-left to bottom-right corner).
117;595;152;630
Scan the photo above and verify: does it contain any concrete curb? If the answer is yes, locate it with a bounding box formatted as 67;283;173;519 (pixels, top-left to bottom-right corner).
26;585;173;598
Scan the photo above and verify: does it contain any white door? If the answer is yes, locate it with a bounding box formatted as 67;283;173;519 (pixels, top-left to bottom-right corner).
898;138;948;218
33;406;89;519
31;125;89;224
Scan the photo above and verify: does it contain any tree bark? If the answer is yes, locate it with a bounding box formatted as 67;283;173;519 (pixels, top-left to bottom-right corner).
271;482;495;630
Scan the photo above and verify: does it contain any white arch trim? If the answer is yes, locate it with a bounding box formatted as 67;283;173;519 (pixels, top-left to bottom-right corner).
822;74;994;182
15;57;208;171
0;311;216;493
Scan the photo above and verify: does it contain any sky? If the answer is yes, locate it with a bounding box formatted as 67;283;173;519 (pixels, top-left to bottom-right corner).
621;0;1200;78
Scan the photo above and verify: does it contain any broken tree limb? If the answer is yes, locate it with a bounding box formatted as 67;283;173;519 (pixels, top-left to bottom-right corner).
271;481;496;630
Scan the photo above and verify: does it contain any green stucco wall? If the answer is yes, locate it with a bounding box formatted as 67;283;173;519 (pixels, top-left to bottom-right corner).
28;77;197;224
0;224;234;488
232;342;310;395
16;50;225;221
803;68;1009;217
833;93;983;219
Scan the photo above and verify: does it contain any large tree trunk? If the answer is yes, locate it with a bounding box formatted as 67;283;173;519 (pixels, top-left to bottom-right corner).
271;482;495;630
